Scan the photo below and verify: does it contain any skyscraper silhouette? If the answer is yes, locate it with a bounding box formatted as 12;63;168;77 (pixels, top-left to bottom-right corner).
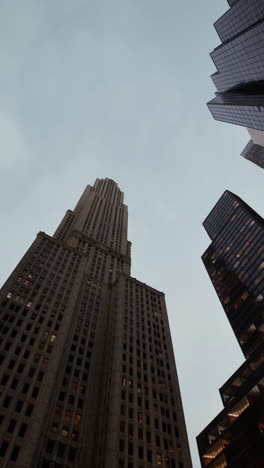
0;178;192;468
197;191;264;467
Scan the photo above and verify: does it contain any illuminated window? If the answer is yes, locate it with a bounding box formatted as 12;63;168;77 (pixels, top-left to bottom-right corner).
71;430;78;441
202;439;225;465
259;422;264;433
74;413;81;425
227;396;250;419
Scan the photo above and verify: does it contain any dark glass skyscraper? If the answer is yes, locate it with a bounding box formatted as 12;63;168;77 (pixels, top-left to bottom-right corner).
0;178;192;468
197;191;264;468
208;0;264;168
241;139;264;169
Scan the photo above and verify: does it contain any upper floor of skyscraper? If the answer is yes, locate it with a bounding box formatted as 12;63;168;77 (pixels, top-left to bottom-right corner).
54;178;131;260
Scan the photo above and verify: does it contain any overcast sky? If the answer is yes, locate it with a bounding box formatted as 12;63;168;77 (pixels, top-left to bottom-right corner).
1;1;263;466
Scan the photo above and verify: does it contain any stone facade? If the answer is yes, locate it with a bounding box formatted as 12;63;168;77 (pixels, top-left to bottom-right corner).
0;178;192;468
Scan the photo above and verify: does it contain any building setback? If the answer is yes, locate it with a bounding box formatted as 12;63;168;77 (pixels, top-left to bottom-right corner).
0;178;192;468
197;191;264;468
241;139;264;170
208;0;264;168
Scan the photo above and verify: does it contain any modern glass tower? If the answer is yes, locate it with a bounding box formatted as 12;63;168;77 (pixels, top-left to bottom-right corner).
241;139;264;170
197;191;264;468
0;178;192;468
208;0;264;168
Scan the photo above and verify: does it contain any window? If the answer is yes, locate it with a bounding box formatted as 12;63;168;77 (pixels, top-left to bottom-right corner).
71;430;78;441
118;438;124;452
68;447;77;462
7;419;16;433
10;445;20;462
22;383;30;394
18;363;25;373
28;368;35;378
8;360;15;370
1;375;9;386
19;423;27;438
3;396;11;408
57;443;65;458
64;411;72;422
26;404;33;417
15;400;24;413
23;350;31;359
0;440;8;457
128;424;133;436
15;346;21;356
147;450;152;463
120;421;125;432
128;442;133;456
46;439;55;454
55;407;62;417
74;413;81;425
61;426;69;438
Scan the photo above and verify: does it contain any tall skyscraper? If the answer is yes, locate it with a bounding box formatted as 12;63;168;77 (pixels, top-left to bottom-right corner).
208;0;264;168
197;191;264;468
0;178;192;468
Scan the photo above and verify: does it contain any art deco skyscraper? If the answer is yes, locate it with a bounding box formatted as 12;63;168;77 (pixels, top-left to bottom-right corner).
197;191;264;468
0;178;192;468
208;0;264;168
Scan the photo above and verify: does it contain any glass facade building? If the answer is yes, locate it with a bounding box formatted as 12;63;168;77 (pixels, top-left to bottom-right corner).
241;140;264;169
208;0;264;168
0;178;192;468
197;191;264;468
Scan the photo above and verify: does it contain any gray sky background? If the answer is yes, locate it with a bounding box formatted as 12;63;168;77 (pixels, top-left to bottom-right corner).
1;1;263;466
